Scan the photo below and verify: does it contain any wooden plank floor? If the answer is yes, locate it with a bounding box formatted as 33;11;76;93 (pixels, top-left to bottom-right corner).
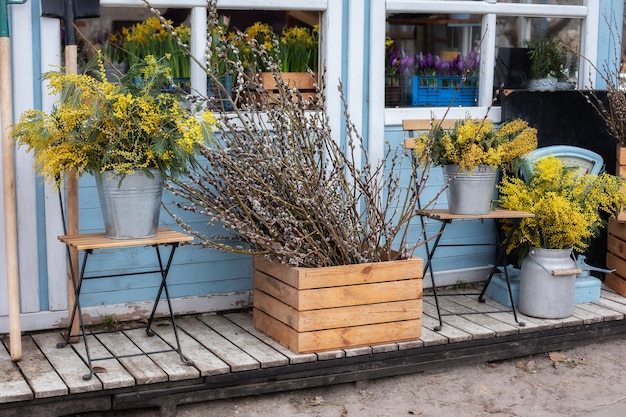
3;285;626;417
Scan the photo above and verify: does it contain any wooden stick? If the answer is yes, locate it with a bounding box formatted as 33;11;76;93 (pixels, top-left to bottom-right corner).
65;44;80;341
0;36;22;361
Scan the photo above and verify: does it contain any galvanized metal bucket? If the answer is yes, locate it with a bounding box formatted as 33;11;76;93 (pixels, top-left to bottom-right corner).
96;169;164;239
442;164;497;215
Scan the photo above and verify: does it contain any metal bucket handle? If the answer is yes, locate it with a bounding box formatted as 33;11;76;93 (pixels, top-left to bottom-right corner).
527;249;583;277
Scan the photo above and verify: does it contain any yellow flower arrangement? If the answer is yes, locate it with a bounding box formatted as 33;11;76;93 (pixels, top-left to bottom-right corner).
498;156;625;256
414;118;538;171
242;22;318;73
104;16;191;78
279;25;318;73
12;54;216;188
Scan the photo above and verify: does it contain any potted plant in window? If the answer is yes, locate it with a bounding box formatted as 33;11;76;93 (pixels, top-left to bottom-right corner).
385;38;413;107
242;21;319;103
148;1;431;353
12;54;216;239
525;35;568;90
413;118;538;214
498;156;625;318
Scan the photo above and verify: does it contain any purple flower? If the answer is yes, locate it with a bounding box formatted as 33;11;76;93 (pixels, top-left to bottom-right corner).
387;47;480;77
413;50;480;76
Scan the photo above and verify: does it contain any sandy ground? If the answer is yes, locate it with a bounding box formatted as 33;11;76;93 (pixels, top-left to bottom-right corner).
177;337;626;417
172;339;626;417
82;336;626;417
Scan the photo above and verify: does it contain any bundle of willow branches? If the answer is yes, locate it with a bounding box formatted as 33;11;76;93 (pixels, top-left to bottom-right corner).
150;0;437;267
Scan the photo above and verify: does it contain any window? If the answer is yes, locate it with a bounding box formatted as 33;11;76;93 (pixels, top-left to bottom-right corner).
381;0;593;125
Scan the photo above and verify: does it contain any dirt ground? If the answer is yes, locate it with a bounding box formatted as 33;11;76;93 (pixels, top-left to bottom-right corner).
84;336;626;417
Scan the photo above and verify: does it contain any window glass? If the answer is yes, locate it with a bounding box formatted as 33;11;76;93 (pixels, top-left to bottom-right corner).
385;12;483;108
495;16;581;89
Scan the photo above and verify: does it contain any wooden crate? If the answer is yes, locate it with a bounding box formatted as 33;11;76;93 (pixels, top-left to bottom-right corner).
606;217;626;295
616;145;626;222
260;72;317;102
252;255;423;353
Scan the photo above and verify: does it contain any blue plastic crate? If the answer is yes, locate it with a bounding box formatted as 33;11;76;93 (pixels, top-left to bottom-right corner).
411;75;478;107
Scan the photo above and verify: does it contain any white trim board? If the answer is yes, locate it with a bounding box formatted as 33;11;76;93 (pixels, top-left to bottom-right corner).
0;292;252;334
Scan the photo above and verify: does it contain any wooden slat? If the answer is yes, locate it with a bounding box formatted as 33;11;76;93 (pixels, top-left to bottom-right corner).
575;302;624;321
71;335;135;390
594;298;626;317
255;276;422;312
151;318;232;376
123;328;199;382
199;314;288;368
58;228;193;250
570;305;605;324
600;287;626;305
416;326;448;347
95;332;168;385
402;119;458;132
443;294;521;336
31;333;102;394
605;273;626;297
421;310;472;343
608;217;626;241
255;291;422;332
224;312;319;365
607;234;626;260
419;208;534;221
253;308;422;354
607;253;626;280
0;338;33;403
12;337;67;398
254;254;423;290
179;316;260;372
423;297;496;339
617;144;626;166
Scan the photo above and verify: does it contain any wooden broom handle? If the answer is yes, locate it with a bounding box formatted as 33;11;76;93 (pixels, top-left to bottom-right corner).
1;36;22;360
65;45;80;340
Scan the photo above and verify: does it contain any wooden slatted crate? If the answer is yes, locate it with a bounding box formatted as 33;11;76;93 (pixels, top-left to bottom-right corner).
606;217;626;296
252;255;423;353
260;72;317;102
616;145;626;222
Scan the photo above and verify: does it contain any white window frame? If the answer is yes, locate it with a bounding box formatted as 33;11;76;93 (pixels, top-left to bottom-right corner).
379;0;594;128
99;0;340;131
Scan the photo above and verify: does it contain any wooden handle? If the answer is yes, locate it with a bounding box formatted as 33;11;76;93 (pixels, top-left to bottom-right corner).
551;268;582;276
1;37;22;361
64;45;81;340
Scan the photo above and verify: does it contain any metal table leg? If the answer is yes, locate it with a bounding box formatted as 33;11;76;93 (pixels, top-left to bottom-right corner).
147;243;194;366
421;219;450;331
57;240;194;381
478;218;525;327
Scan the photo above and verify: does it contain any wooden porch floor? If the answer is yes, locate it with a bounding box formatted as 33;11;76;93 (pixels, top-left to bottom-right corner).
3;285;626;417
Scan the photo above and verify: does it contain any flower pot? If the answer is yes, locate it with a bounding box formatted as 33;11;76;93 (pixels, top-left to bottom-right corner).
252;254;423;353
528;77;557;91
519;247;578;319
385;75;411;107
442;164;497;215
103;62;128;83
96;169;164;239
